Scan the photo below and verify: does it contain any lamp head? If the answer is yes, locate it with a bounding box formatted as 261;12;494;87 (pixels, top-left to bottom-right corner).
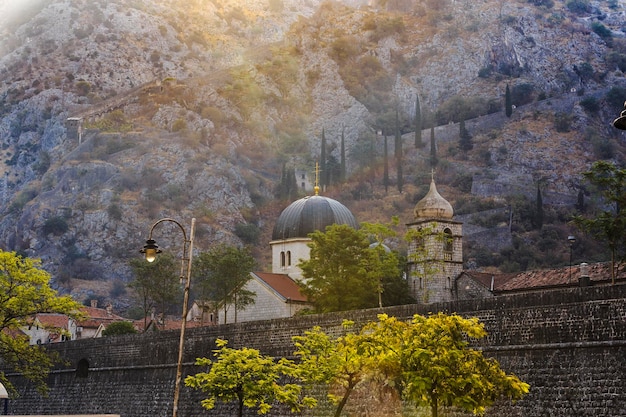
141;239;161;262
613;102;626;130
568;235;576;244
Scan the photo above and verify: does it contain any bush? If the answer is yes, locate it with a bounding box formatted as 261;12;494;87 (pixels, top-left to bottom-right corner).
43;217;69;236
566;0;590;14
102;321;137;336
579;96;599;113
234;223;261;245
510;83;535;106
554;112;572;132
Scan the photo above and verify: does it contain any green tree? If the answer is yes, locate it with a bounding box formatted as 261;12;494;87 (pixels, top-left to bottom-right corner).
415;94;423;148
362;313;530;417
535;184;544;230
0;251;84;394
102;321;137;336
320;128;327;190
430;126;438;167
293;322;373;417
383;134;389;193
573;161;626;283
340;127;346;182
129;253;181;331
186;339;316;417
505;84;512;117
298;223;401;312
395;107;403;193
192;245;256;324
459;118;473;151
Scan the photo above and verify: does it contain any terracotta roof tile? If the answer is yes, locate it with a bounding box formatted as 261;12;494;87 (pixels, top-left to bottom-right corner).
252;271;308;302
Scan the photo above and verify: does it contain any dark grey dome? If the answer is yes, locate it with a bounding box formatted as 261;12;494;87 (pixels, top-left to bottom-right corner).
272;195;358;240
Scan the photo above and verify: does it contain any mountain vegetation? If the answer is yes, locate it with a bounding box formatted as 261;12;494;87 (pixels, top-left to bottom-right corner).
0;0;625;311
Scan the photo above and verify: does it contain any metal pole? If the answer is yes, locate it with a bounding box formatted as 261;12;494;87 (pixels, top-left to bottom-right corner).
172;218;195;417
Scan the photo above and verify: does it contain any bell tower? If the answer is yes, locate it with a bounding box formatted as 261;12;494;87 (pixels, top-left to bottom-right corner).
407;175;463;303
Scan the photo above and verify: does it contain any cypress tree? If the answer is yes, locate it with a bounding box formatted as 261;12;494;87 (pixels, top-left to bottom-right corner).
340;127;346;182
505;84;513;118
430;126;438;167
320;128;327;190
459;118;473;151
383;134;389;194
395;108;403;193
414;94;423;148
535;184;544;230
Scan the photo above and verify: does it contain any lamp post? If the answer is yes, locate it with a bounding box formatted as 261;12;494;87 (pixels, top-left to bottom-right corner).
612;101;626;130
141;217;196;417
568;235;576;283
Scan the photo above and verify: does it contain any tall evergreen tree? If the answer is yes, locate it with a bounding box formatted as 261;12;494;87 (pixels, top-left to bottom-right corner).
414;94;423;148
535;184;544;230
430;126;438;167
383;134;389;194
459;118;473;151
320;128;327;190
505;84;513;118
340;127;346;182
395;108;403;193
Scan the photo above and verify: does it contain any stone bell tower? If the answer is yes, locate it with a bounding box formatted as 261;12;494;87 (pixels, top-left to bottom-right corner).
407;176;463;303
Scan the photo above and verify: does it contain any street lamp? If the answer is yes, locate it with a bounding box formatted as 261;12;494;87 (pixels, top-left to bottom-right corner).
568;235;576;283
141;217;196;417
613;101;626;130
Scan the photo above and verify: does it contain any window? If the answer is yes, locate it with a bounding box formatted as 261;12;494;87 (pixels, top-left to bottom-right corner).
280;251;285;267
443;228;453;260
287;251;291;266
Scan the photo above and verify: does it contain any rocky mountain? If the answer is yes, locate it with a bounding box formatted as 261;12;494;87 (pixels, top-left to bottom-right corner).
0;0;624;308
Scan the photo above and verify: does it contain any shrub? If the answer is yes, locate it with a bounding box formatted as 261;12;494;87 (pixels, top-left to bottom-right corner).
554;113;572;132
234;223;261;245
566;0;590;14
102;321;137;336
43;216;69;235
579;96;599;113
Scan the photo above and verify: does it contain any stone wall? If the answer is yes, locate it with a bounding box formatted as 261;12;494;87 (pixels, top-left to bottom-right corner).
5;284;626;417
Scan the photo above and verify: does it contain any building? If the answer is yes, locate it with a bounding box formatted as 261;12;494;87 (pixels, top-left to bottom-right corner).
216;185;359;324
407;176;625;303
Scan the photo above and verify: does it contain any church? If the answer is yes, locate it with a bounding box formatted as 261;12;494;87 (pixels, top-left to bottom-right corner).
212;176;623;324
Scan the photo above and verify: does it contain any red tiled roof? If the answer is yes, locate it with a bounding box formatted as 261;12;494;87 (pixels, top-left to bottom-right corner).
252;271;309;303
495;262;624;293
34;313;70;329
77;306;126;329
461;271;518;291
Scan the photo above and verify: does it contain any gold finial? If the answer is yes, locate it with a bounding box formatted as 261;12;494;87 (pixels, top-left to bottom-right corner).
314;162;320;196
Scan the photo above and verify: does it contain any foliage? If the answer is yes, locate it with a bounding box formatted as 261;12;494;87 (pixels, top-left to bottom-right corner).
192;245;256;324
185;339;316;417
430;126;438;167
102;321;137;336
510;83;535;106
566;0;590;14
234;222;261;245
573;161;626;283
0;251;84;395
415;94;423;148
579;96;599;113
591;22;612;45
129;253;181;330
42;216;69;236
298;223;402;312
361;313;530;417
293;321;374;417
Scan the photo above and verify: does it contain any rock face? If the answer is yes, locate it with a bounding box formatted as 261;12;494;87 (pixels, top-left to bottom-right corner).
0;0;624;302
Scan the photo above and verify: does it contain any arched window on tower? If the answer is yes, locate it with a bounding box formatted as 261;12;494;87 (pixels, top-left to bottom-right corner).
443;228;453;260
287;251;292;266
280;251;286;268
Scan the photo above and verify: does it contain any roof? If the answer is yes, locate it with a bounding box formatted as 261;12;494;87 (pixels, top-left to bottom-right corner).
272;195;358;240
78;306;126;329
252;271;309;303
414;179;454;220
33;313;70;329
496;262;624;293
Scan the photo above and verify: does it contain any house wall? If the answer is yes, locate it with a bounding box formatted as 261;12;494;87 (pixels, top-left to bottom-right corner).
4;284;626;417
218;278;307;324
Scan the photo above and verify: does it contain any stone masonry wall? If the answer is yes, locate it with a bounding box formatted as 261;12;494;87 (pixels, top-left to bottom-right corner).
4;284;626;417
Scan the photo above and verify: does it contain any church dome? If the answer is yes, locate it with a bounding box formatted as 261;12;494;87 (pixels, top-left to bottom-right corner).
272;195;358;240
414;179;454;219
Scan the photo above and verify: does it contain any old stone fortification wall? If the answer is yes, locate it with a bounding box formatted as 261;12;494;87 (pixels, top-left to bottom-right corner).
5;284;626;417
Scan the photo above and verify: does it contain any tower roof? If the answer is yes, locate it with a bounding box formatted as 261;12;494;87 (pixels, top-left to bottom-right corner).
272;195;358;240
414;178;454;220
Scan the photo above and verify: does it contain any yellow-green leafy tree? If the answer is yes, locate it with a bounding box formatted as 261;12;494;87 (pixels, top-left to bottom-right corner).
292;321;375;417
362;313;530;417
0;251;84;395
185;339;316;417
